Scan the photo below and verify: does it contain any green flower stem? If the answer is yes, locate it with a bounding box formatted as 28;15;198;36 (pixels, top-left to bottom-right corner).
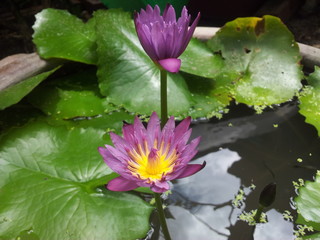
254;205;264;223
160;69;168;128
154;193;172;240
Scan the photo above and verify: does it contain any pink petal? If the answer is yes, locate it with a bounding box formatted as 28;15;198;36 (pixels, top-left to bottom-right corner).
107;176;140;191
179;136;201;162
174;163;206;179
158;58;181;73
174;117;191;141
179;12;201;56
133;116;148;146
109;132;131;152
123;124;134;143
98;147;132;179
151;181;170;193
147;112;161;144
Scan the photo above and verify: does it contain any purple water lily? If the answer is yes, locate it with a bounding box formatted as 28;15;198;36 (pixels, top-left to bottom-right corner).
134;4;200;73
98;112;205;193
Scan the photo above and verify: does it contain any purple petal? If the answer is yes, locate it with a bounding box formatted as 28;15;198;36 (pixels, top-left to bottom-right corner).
158;58;181;73
163;4;176;23
175;163;206;179
151;22;166;60
98;147;128;175
151;181;170;193
178;12;201;56
179;136;201;163
147;112;161;145
174;128;192;152
109;132;131;152
123;124;134;143
162;115;175;140
107;176;140;191
136;23;158;60
174;117;191;141
133;116;148;146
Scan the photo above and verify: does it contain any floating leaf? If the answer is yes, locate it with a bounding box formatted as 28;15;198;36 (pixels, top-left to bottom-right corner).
295;173;320;234
0;121;152;240
28;70;111;119
180;38;224;79
299;66;320;136
207;15;303;107
33;9;97;64
0;67;59;110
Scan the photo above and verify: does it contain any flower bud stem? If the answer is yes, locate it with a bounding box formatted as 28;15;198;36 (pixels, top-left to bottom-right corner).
160;69;168;128
154;193;172;240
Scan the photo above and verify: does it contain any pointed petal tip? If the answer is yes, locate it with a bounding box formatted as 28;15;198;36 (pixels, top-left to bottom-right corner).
175;162;206;179
106;177;140;192
158;58;181;73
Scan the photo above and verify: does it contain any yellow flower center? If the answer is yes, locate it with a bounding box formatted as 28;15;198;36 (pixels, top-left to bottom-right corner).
127;140;178;182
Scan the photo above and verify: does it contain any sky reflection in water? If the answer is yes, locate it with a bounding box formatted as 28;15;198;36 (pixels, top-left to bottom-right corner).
165;149;293;240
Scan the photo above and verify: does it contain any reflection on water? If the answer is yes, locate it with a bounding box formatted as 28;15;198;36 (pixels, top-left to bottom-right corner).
174;149;241;205
150;104;320;240
254;209;294;240
167;149;242;240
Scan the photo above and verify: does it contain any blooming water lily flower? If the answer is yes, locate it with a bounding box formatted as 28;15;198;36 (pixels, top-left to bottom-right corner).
134;4;200;73
99;112;205;193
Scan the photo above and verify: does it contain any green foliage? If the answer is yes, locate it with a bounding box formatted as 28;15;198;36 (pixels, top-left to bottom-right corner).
295;172;320;239
207;15;303;108
0;67;59;110
0;121;152;240
27;69;111;119
299;66;320;135
33;9;97;64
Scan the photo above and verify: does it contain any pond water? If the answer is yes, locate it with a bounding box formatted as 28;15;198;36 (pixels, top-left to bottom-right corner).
147;103;320;240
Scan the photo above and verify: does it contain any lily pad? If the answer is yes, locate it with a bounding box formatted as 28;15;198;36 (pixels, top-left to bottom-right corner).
180;38;224;79
207;15;303;108
0;67;59;110
33;9;97;64
0;121;152;240
299;66;320;136
28;70;111;119
295;173;320;235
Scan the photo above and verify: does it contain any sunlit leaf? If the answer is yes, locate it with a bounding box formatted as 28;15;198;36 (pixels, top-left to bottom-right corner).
33;9;97;64
295;173;320;232
299;66;320;136
28;70;111;119
180;38;224;79
0;121;152;240
207;15;303;108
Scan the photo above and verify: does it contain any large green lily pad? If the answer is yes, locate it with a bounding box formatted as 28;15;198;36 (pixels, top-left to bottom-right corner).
299;66;320;136
0;121;152;240
207;15;303;107
33;9;97;64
